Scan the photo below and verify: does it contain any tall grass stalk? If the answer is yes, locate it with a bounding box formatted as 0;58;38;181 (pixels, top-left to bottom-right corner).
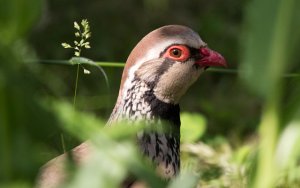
249;0;296;187
26;59;300;77
73;63;80;107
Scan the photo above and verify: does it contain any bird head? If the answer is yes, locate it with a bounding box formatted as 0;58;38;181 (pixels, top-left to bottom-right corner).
119;25;227;104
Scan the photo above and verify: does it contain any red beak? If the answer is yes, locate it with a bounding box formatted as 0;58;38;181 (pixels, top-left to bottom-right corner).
196;47;227;68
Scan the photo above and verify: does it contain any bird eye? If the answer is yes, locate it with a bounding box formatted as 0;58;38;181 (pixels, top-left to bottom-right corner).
170;48;182;58
163;45;190;61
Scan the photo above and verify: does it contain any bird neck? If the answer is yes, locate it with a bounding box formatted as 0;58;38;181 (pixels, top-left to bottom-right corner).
109;77;181;177
109;77;181;124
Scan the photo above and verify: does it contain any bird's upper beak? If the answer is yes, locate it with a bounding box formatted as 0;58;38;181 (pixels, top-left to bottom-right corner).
195;47;227;68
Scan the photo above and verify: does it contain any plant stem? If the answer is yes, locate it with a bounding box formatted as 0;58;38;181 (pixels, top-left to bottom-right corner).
253;0;295;187
73;63;80;107
60;133;66;153
254;94;280;188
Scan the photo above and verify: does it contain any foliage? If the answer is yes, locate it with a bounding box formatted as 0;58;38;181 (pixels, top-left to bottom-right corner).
62;19;91;57
240;0;300;187
61;19;93;107
180;112;206;143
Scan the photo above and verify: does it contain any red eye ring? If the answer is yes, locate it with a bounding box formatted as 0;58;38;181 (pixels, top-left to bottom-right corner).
163;45;190;61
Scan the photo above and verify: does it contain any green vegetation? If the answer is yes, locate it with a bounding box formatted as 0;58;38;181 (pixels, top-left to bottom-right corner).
61;19;91;57
1;0;300;187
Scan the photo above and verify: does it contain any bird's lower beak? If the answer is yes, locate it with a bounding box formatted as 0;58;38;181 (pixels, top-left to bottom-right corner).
196;47;227;68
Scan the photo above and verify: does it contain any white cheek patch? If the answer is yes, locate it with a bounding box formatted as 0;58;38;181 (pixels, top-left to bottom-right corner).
122;40;180;101
121;36;204;103
153;61;204;104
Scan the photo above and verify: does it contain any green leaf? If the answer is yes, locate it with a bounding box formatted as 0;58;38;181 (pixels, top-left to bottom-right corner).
79;39;84;45
83;42;90;49
167;172;199;188
83;68;90;74
75;32;80;37
275;120;300;170
85;33;91;39
180;112;206;143
61;43;72;48
51;101;104;140
69;57;94;65
81;19;88;27
0;0;42;45
74;21;80;30
240;0;298;98
240;0;300;187
74;51;80;57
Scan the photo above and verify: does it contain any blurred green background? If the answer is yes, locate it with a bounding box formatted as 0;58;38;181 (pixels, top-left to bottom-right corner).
1;0;300;187
29;0;252;138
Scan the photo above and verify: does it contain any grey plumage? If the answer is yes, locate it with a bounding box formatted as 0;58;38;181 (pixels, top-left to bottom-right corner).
110;75;181;177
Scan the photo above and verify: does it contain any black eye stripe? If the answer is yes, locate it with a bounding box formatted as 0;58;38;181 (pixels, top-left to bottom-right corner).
189;47;199;56
189;47;203;60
